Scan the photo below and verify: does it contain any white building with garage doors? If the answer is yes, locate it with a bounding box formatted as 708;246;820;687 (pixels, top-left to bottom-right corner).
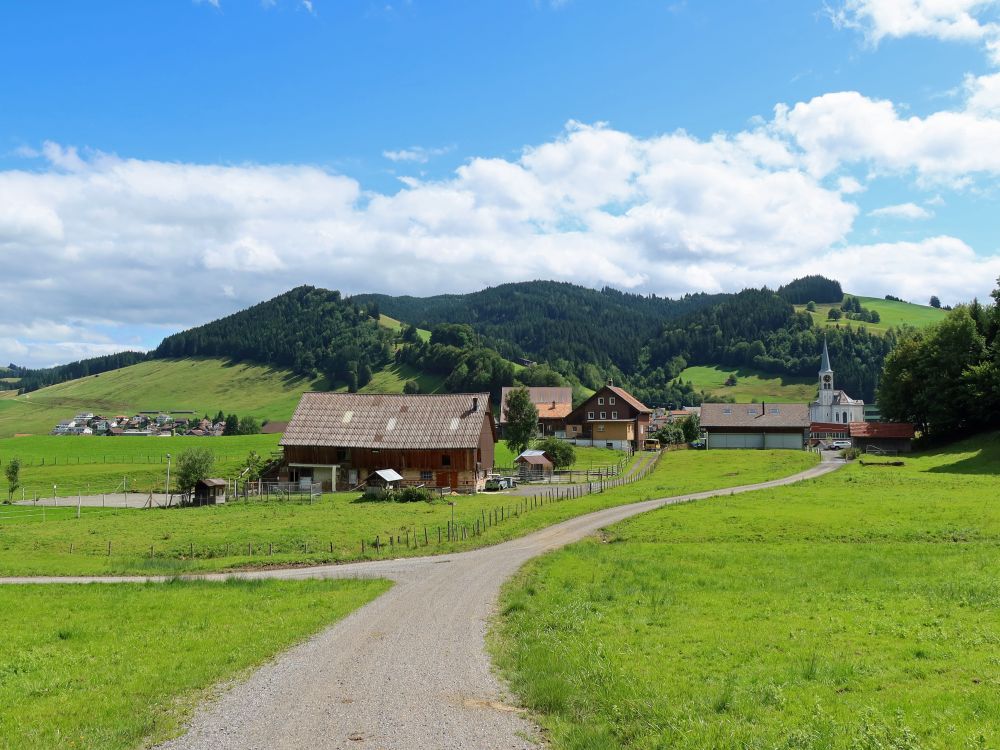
700;402;810;450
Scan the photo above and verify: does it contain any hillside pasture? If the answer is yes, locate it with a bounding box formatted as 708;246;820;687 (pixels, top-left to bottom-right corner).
0;434;281;498
796;295;946;335
493;434;1000;749
0;358;326;438
678;364;816;403
0;579;389;750
0;449;817;576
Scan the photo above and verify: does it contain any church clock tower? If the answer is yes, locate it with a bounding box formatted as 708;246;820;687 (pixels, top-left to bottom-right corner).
818;338;834;407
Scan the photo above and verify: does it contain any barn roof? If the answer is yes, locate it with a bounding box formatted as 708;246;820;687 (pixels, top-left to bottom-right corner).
280;392;495;449
849;422;915;439
701;402;810;429
499;386;573;423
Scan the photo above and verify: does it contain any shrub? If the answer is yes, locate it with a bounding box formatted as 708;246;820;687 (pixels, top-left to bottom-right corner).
534;437;576;469
397;486;434;503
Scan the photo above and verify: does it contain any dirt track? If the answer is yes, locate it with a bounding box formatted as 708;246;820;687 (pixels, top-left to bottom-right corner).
2;455;843;749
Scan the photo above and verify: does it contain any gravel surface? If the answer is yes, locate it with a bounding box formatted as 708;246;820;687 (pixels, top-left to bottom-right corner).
2;454;843;749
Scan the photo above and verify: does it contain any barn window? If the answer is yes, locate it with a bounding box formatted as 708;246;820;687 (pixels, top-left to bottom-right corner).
442;454;451;467
421;471;433;481
336;448;347;461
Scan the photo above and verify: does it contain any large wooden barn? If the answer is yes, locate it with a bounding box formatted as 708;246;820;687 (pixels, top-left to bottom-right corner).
278;392;496;493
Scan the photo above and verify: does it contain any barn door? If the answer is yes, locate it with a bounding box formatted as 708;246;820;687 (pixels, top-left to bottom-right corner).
450;471;459;490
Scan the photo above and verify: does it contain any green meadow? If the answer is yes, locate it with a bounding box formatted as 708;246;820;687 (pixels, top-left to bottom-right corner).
0;449;817;576
796;295;947;335
678;364;817;403
0;358;324;438
0;434;282;498
0;579;389;750
493;442;628;470
492;434;1000;749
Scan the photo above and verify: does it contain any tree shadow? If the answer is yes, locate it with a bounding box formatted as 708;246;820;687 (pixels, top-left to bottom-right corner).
926;439;1000;476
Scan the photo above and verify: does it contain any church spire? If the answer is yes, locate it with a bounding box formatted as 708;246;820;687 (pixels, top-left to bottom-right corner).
819;337;832;375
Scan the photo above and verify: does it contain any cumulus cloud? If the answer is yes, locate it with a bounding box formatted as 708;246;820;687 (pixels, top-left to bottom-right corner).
383;145;453;163
832;0;1000;58
868;201;933;218
1;114;996;366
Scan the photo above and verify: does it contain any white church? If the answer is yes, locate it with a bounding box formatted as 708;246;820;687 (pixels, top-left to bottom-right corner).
809;339;865;424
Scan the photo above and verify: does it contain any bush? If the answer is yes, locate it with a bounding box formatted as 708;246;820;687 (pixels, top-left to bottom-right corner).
397;486;435;503
534;437;576;469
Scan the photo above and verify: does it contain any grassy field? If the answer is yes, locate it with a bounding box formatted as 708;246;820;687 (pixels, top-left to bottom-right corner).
492;434;1000;749
678;365;816;403
0;578;389;749
0;358;325;438
0;434;282;498
796;295;947;335
0;449;817;576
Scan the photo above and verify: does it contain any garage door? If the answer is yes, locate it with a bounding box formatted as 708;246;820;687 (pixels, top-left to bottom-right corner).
707;432;765;449
764;432;804;450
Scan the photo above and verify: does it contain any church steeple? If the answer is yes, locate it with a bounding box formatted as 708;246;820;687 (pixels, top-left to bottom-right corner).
818;337;834;404
819;337;832;376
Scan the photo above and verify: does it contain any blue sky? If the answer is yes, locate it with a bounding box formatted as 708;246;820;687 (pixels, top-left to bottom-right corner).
2;0;1000;366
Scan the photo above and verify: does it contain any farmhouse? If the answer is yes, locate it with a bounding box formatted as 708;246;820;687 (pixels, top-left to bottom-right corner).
564;381;651;450
700;402;810;449
278;392;496;493
499;386;573;436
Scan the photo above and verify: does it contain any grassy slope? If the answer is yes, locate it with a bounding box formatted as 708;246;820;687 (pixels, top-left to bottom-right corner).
0;579;389;750
0;434;282;498
0;450;817;576
679;364;816;403
796;295;947;335
0;358;325;438
493;434;1000;749
493;443;627;469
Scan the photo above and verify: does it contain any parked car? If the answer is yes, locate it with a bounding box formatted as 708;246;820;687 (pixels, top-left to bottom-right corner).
828;439;852;450
688;440;706;450
484;475;517;491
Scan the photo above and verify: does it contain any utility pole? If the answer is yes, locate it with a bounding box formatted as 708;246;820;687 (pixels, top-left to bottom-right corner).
165;453;171;506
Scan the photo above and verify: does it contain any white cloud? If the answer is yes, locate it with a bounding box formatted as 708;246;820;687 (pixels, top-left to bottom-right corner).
1;115;997;367
773;90;1000;180
868;201;933;218
832;0;1000;59
383;145;453;163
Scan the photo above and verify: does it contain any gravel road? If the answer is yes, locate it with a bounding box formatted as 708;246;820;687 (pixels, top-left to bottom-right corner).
3;454;843;749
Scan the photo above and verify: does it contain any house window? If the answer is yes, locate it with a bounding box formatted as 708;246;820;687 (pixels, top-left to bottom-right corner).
611;411;618;419
442;454;451;467
598;397;605;405
597;424;605;432
420;470;433;481
609;397;616;405
587;411;595;419
600;412;607;419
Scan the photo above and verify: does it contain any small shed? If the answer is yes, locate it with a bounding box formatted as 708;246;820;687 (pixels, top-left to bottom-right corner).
514;450;554;480
194;478;227;505
364;468;404;498
849;422;915;453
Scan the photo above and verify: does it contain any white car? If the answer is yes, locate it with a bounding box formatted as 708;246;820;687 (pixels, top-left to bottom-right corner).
828;439;852;450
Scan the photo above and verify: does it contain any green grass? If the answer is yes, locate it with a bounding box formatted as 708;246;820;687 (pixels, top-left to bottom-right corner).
359;361;444;395
0;449;817;576
796;295;947;335
378;313;431;342
679;364;817;403
0;434;282;498
0;578;389;749
492;434;1000;749
0;358;326;438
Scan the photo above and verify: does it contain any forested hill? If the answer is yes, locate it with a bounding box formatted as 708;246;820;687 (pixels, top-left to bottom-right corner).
154;286;393;388
353;281;723;374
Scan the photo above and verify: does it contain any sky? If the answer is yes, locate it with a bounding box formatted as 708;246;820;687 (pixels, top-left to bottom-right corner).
2;0;1000;368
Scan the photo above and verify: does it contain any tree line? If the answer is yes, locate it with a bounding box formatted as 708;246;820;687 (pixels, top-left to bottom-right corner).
879;279;1000;440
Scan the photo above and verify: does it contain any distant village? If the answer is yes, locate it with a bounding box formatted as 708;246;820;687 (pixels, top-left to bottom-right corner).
50;412;270;437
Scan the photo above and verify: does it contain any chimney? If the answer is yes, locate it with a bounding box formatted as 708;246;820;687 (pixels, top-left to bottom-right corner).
472;397;479;412
552;400;556;409
607;378;614;386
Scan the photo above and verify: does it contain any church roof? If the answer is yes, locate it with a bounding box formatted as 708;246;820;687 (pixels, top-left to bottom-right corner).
831;390;863;406
819;338;832;374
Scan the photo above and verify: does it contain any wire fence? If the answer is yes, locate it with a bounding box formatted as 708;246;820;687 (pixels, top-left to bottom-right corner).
0;449;666;563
